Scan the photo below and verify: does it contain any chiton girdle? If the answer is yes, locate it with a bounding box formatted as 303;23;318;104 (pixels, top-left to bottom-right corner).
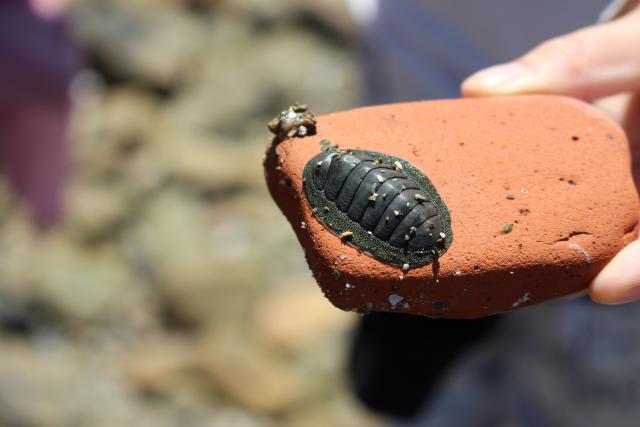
302;148;453;266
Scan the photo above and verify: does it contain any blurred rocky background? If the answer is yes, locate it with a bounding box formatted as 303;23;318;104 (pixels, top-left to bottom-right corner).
0;0;381;425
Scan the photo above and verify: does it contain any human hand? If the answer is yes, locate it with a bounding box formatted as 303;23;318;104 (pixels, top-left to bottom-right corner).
461;8;640;304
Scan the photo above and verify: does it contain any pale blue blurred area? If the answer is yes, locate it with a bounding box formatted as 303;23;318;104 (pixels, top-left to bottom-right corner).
396;298;640;427
359;0;608;102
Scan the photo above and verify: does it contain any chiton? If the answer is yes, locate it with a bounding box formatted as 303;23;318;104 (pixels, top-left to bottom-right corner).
302;148;452;266
268;103;316;142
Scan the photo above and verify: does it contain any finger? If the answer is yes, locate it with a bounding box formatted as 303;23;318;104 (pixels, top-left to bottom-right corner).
620;93;640;188
593;93;633;123
590;239;640;304
462;10;640;101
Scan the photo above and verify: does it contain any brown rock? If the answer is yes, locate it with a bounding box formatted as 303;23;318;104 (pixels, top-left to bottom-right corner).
253;278;355;353
0;208;39;299
264;96;640;318
282;396;383;427
159;130;265;193
122;334;197;394
72;1;208;87
126;191;307;326
197;331;302;415
62;180;132;240
33;237;150;326
71;87;158;176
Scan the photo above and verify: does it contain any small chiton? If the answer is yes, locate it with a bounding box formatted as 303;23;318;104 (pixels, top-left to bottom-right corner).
268;103;316;142
303;148;452;266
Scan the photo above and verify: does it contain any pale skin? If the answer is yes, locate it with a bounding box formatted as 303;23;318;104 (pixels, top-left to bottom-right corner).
462;9;640;304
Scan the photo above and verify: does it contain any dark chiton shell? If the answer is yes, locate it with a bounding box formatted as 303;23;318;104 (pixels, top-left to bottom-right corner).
303;149;453;266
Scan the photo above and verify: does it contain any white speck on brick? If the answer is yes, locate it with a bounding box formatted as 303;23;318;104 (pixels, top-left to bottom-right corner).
569;243;593;264
388;294;404;307
512;292;531;308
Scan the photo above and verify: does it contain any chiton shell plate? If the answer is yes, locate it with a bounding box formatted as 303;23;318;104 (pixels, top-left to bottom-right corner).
303;148;453;266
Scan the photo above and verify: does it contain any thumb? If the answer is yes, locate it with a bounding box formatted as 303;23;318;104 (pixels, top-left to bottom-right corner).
461;10;640;101
590;239;640;304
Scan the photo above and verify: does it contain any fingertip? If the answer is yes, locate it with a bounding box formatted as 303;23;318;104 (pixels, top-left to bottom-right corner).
460;69;489;97
460;74;483;98
461;63;534;98
589;239;640;304
464;16;640;101
589;283;629;305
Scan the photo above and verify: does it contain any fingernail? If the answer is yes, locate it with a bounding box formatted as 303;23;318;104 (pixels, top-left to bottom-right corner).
463;63;532;94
